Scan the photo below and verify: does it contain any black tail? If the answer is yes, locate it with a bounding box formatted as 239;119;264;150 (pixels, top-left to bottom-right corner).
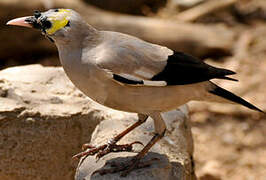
214;68;238;81
209;84;264;113
216;76;238;82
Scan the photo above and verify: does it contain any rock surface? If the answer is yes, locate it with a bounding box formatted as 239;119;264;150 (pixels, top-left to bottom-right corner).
0;65;106;180
0;65;195;180
75;104;195;180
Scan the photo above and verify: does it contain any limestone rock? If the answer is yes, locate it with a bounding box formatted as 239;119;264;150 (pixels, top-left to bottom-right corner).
75;106;195;180
0;65;111;180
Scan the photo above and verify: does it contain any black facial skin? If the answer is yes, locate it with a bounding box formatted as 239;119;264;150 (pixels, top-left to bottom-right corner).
25;10;70;43
25;9;70;31
25;11;52;32
25;10;54;42
25;16;41;29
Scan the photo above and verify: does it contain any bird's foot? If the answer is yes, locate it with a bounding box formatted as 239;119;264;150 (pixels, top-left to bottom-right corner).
95;140;144;160
72;139;143;160
92;157;159;177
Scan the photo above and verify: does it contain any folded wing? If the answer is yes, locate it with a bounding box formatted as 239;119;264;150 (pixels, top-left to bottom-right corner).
96;34;236;86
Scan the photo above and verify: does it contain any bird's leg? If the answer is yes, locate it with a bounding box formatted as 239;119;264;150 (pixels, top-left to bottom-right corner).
93;130;166;177
72;114;148;160
120;129;166;177
93;112;167;177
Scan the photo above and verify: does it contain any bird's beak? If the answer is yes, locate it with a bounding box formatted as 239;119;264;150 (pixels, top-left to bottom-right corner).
6;16;33;28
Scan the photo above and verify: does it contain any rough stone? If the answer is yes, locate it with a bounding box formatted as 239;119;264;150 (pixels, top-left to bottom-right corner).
0;65;112;180
75;105;195;180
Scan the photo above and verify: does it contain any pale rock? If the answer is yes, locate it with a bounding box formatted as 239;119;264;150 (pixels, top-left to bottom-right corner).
75;105;195;180
0;65;111;180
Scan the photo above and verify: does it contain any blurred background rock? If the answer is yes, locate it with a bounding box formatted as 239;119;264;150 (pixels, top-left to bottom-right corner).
1;0;265;179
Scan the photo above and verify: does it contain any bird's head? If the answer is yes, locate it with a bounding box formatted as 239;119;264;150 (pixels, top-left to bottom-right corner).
7;9;90;43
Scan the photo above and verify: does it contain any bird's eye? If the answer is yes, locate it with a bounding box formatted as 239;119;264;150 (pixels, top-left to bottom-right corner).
42;20;52;29
40;17;52;29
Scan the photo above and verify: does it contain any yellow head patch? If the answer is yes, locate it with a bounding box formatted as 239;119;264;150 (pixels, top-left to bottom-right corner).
46;9;71;35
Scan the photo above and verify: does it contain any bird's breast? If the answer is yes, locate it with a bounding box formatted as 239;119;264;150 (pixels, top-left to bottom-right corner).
58;49;109;105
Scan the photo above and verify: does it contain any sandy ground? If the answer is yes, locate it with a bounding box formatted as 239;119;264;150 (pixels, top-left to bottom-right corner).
190;25;266;179
191;109;266;180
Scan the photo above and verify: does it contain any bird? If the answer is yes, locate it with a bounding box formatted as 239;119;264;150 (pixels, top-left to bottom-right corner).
7;9;264;176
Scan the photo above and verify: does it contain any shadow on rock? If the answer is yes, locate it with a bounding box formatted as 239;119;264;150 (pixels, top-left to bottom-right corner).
76;152;183;180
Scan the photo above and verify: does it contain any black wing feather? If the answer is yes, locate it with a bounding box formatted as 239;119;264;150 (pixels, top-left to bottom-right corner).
151;51;236;85
113;74;144;85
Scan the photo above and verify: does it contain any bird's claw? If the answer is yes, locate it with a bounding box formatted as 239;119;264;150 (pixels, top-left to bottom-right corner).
96;141;144;160
72;141;144;161
129;141;144;147
82;143;96;151
72;144;107;160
